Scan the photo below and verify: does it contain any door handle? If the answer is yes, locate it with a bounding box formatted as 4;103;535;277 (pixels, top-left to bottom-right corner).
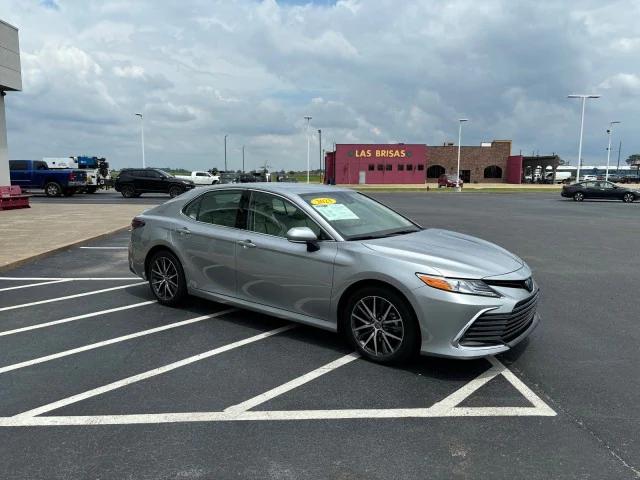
177;227;191;235
237;239;257;249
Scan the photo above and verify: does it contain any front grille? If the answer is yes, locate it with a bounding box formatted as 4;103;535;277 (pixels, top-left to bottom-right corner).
484;277;534;291
459;291;538;347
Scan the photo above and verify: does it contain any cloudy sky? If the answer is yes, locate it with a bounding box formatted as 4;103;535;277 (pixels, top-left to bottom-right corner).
2;0;639;171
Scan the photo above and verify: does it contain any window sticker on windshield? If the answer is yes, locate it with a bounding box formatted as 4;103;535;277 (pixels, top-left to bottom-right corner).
310;197;336;205
313;203;359;221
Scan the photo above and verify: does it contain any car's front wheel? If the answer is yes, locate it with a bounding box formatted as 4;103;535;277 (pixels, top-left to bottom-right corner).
169;186;183;198
148;250;188;306
344;286;419;364
44;182;62;197
573;192;584;202
623;192;635;203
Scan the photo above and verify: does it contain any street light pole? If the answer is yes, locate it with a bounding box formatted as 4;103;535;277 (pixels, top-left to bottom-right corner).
318;129;322;183
135;113;145;168
605;121;621;181
568;94;600;182
242;145;245;173
456;118;468;192
224;134;228;172
304;116;312;183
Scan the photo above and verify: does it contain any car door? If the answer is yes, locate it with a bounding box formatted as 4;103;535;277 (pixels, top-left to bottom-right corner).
144;170;167;192
235;190;337;320
174;189;246;297
581;181;598;198
598;181;618;199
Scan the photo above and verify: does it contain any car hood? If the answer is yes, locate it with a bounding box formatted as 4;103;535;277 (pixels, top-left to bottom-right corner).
361;228;524;278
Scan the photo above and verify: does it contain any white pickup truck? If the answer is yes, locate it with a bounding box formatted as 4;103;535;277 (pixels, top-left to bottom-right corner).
174;171;220;185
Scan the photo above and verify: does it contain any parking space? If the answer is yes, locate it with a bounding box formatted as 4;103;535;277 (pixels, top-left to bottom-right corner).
0;193;638;479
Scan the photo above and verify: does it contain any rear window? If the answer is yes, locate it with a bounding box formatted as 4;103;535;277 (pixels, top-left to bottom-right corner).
183;190;243;228
9;160;28;170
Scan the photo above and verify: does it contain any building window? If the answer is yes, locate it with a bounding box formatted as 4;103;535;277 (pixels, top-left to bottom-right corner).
406;164;414;171
385;164;392;171
484;165;503;179
426;165;446;179
417;164;424;171
377;164;384;171
398;164;405;171
368;164;374;171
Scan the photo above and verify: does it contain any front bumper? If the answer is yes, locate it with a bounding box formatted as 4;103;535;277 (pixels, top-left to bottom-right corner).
410;278;539;359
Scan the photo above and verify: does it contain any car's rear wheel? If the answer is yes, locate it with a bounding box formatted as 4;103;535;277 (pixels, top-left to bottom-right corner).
44;182;62;197
573;192;584;202
623;192;635;203
344;286;419;364
121;185;135;198
169;186;182;198
148;250;187;306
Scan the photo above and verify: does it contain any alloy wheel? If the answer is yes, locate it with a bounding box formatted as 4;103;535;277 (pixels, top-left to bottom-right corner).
623;193;634;203
350;296;405;358
150;256;179;301
574;192;584;202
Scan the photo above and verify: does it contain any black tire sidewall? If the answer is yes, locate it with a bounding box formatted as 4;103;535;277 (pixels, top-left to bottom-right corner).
148;250;188;306
574;192;584;202
169;186;182;198
343;286;419;364
121;185;135;198
623;193;634;203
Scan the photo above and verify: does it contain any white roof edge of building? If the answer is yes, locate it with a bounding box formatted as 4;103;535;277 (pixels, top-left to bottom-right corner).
0;19;19;30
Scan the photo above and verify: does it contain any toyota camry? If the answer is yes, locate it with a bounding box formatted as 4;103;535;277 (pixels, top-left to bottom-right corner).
129;184;539;363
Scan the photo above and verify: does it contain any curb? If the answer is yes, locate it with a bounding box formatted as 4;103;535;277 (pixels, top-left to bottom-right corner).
0;225;130;273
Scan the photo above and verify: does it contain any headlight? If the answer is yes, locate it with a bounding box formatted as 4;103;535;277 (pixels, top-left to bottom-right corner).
416;274;501;298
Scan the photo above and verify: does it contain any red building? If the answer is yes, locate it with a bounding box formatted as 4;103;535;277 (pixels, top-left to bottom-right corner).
325;144;427;184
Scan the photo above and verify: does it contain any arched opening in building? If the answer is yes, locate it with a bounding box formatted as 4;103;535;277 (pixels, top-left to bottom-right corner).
484;165;502;179
426;164;446;179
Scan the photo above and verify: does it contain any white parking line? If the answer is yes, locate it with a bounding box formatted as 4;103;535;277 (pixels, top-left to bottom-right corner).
0;282;146;312
0;308;236;375
0;279;73;292
0;277;138;281
0;301;156;337
79;247;128;250
224;352;360;413
13;324;294;419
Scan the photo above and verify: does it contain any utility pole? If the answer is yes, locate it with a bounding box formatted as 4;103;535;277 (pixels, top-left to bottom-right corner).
456;119;468;191
568;94;600;181
616;140;622;170
135;113;145;168
605;121;621;181
304;116;312;183
242;145;245;173
224;134;228;172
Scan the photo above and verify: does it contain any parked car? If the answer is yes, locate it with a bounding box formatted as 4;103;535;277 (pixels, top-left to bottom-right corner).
438;174;463;188
581;174;598;181
114;168;195;198
561;181;638;202
129;184;539;363
218;172;239;184
9;159;87;197
175;171;220;185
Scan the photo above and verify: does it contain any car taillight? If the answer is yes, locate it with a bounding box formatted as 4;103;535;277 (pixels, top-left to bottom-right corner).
131;217;146;229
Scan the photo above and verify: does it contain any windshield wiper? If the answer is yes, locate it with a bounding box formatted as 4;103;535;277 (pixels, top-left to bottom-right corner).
347;234;383;241
348;229;419;241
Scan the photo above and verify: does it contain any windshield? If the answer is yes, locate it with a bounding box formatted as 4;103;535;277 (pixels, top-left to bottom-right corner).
299;191;420;240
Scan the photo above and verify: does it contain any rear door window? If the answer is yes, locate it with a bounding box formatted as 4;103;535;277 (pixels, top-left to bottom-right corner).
9;160;28;170
190;190;243;228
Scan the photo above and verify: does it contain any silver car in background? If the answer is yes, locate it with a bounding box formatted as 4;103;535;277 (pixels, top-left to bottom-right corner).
129;184;539;363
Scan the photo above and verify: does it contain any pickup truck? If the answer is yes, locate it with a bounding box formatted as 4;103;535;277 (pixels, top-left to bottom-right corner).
174;171;220;185
9;160;88;197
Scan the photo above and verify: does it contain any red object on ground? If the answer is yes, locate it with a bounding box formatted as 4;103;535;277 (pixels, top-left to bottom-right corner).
506;155;523;184
0;185;30;210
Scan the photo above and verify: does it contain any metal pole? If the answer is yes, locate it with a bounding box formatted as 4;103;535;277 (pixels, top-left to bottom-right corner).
318;129;322;181
304;116;312;183
456;119;467;191
616;140;622;170
224;134;228;172
605;126;612;182
242;145;245;173
135;113;145;168
576;97;586;182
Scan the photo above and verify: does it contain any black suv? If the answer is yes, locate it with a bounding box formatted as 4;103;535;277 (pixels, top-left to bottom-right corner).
114;168;195;198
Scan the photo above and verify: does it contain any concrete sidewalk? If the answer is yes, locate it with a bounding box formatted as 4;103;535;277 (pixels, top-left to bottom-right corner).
0;203;147;270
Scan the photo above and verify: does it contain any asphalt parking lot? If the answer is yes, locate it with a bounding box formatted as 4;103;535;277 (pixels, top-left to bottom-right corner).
1;191;638;479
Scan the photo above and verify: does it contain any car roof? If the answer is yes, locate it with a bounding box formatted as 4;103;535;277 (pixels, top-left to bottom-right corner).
196;182;352;195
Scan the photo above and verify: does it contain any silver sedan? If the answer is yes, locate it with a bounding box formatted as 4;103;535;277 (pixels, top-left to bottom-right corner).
129;183;539;363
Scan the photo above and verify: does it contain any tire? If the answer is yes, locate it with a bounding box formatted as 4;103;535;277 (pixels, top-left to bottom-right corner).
573;192;584;202
623;192;635;203
121;185;136;198
44;182;62;197
343;286;419;364
148;250;188;306
86;186;97;194
212;180;219;185
169;186;183;198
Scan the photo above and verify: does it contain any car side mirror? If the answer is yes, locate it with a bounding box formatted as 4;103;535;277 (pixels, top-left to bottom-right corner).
286;227;319;252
